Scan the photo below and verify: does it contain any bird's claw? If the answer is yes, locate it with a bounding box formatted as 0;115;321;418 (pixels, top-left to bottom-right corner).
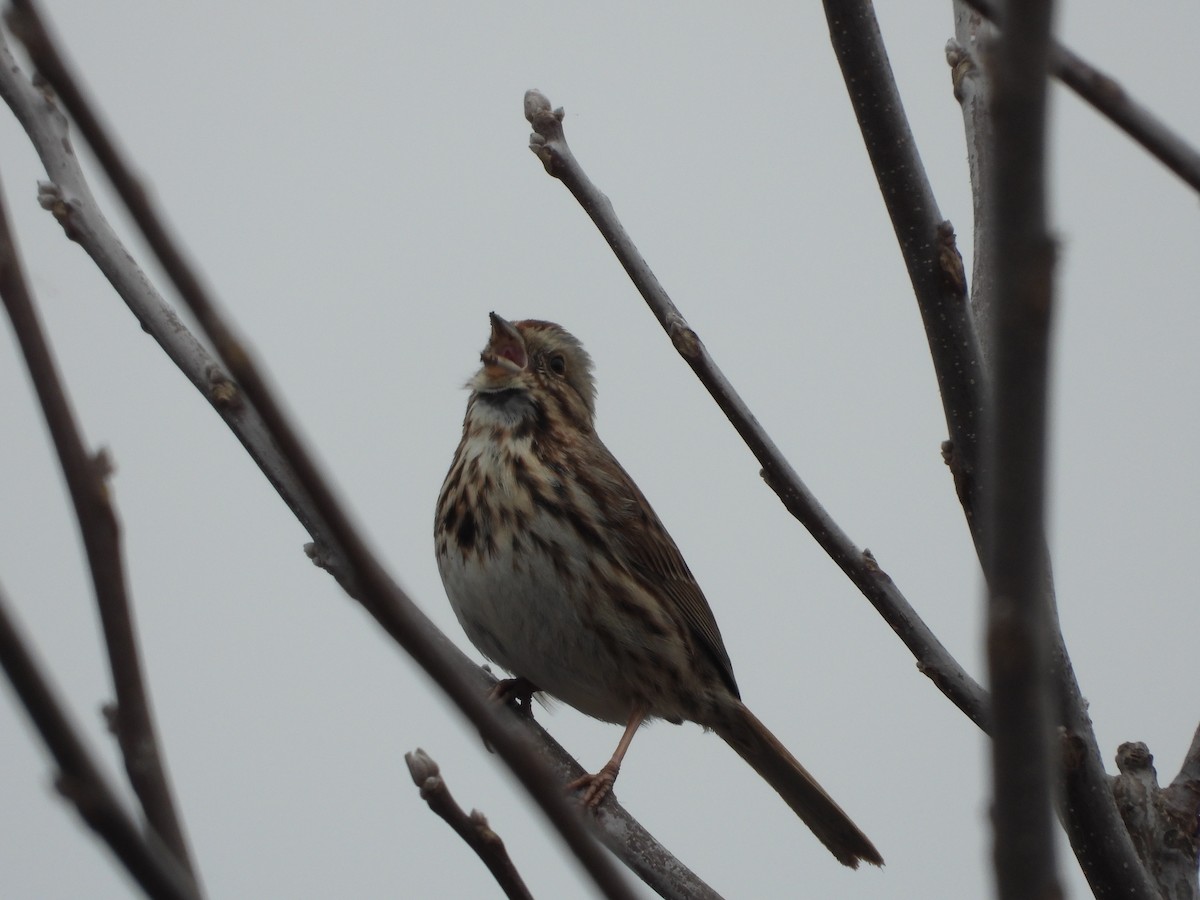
567;761;620;808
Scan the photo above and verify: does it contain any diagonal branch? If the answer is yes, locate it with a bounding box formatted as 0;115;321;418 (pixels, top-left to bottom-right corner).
405;741;724;900
961;0;1200;194
0;28;328;558
0;583;201;900
821;0;989;531
406;748;534;900
1174;724;1200;793
524;89;990;733
0;166;197;880
509;691;727;900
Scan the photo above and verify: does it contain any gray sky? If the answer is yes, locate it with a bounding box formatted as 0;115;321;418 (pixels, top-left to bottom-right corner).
1;3;1197;898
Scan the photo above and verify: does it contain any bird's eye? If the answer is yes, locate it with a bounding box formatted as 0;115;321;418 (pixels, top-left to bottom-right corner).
548;353;567;376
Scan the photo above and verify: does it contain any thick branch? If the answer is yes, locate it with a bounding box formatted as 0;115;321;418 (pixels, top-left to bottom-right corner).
983;2;1063;897
1175;725;1200;791
951;5;1163;897
1053;611;1161;898
821;0;989;530
1111;742;1200;899
524;89;989;732
0;168;197;880
1164;724;1200;896
0;584;201;900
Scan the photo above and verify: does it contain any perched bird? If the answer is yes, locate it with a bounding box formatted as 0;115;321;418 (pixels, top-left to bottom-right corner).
435;313;882;868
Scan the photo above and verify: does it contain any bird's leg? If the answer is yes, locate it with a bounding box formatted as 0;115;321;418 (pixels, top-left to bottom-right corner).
567;708;647;807
489;676;538;718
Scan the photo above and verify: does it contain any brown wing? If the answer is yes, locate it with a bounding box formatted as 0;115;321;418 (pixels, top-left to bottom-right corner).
585;436;740;699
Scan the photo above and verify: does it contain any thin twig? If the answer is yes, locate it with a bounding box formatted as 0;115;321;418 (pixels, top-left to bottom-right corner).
821;0;989;530
2;5;644;898
961;0;1200;193
0;583;201;900
0;170;199;891
404;734;728;900
524;89;990;733
406;749;534;900
0;28;325;551
983;1;1065;897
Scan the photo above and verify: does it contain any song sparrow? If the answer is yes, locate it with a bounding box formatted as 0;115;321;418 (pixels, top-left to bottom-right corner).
435;314;882;868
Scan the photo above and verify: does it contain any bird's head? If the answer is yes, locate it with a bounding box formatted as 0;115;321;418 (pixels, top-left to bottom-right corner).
469;313;596;428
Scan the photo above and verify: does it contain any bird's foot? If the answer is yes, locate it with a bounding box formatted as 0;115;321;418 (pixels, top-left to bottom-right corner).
567;761;620;808
489;676;538;718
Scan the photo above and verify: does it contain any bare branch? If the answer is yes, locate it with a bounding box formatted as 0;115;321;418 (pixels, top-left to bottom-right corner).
406;749;534;900
0;168;197;885
405;733;727;900
524;89;990;733
1111;742;1200;898
946;10;999;360
0;5;647;897
0;28;324;552
1048;591;1165;899
0;583;201;900
1161;725;1200;897
961;0;1200;193
820;0;989;530
1174;724;1200;792
517;704;726;900
982;2;1064;897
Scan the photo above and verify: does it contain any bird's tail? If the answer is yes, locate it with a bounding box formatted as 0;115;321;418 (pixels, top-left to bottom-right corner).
714;701;883;868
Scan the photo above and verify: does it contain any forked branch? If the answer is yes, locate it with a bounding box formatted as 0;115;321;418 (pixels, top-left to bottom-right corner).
0;169;200;893
0;585;200;900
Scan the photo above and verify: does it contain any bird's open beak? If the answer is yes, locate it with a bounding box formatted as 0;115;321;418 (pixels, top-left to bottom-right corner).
479;312;528;383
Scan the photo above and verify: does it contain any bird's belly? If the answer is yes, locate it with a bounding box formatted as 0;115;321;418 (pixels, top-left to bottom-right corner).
439;536;652;725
